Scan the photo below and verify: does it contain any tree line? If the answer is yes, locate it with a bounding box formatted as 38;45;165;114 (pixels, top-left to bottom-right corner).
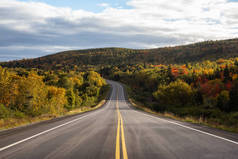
0;66;107;120
102;57;238;130
1;38;238;131
1;38;238;70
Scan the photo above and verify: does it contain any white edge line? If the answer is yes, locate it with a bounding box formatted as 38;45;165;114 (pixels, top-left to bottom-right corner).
0;85;114;152
119;84;238;145
140;112;238;145
0;115;88;152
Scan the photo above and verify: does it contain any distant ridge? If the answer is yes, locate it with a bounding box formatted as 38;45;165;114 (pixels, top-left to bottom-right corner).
1;38;238;70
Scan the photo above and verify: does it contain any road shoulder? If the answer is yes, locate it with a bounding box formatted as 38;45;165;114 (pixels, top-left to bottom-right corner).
120;82;238;143
0;84;112;136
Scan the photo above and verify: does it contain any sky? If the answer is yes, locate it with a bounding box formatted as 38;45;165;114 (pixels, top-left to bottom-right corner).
0;0;238;61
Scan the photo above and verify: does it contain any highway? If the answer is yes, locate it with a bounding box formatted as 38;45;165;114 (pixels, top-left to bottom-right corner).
0;80;238;159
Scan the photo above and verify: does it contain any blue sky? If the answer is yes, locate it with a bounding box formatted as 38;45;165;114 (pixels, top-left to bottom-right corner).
0;0;238;61
18;0;131;12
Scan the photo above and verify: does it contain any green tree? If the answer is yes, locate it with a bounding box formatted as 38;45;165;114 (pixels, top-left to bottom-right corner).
217;90;230;111
58;75;73;89
229;81;238;111
153;80;193;107
47;86;66;114
193;90;203;105
167;65;175;82
0;104;11;119
224;65;231;82
66;88;76;110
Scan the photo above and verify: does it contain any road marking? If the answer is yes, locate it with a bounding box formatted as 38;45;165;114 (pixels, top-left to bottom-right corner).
116;106;121;159
115;88;121;159
125;98;238;145
120;115;128;159
0;85;115;152
0;114;91;152
118;83;238;145
115;88;129;159
145;114;238;145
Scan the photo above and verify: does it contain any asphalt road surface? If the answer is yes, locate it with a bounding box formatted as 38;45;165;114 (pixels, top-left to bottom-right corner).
0;80;238;159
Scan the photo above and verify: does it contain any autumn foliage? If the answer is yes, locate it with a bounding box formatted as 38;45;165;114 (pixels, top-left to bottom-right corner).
104;57;238;129
0;67;107;119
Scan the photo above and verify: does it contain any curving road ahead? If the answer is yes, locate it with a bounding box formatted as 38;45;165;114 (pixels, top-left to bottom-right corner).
0;80;238;159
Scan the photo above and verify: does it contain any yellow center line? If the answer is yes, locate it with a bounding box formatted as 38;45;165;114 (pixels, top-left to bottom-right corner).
116;96;121;159
115;88;128;159
120;115;128;159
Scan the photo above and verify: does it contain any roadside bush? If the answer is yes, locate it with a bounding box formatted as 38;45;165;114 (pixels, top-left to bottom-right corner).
193;90;203;105
153;104;166;112
15;74;48;116
200;79;224;98
0;67;107;123
13;111;25;119
47;86;67;114
217;90;230;111
229;80;238;111
153;79;193;107
0;104;11;119
66;88;76;110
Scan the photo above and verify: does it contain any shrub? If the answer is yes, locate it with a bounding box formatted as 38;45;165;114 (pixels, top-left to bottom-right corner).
0;104;11;119
200;79;224;98
229;80;238;111
153;79;193;107
217;90;230;111
66;88;76;110
13;111;25;119
193;90;204;105
15;74;48;116
47;86;67;114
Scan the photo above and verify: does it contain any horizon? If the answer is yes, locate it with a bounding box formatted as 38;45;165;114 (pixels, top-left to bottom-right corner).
2;37;238;63
1;0;238;61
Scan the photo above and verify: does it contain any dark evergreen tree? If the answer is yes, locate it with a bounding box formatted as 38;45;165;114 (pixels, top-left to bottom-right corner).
229;81;238;111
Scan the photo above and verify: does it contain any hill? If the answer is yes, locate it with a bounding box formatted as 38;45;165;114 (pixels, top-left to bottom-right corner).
1;38;238;70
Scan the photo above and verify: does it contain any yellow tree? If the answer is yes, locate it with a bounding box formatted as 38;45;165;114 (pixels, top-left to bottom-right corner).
47;86;67;115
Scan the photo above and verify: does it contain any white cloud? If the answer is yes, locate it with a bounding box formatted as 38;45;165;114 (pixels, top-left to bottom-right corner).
0;0;238;60
98;3;110;8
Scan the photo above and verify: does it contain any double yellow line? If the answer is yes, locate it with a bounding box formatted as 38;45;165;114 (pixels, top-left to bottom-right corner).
115;89;128;159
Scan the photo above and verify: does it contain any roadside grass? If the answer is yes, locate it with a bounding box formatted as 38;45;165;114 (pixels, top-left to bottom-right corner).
0;84;110;131
125;85;238;133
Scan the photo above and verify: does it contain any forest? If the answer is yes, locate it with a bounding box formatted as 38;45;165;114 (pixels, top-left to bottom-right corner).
1;38;238;131
102;57;238;131
0;66;108;129
1;38;238;70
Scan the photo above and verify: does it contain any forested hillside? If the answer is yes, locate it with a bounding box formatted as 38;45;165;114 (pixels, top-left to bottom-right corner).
105;57;238;131
1;38;238;132
1;38;238;70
